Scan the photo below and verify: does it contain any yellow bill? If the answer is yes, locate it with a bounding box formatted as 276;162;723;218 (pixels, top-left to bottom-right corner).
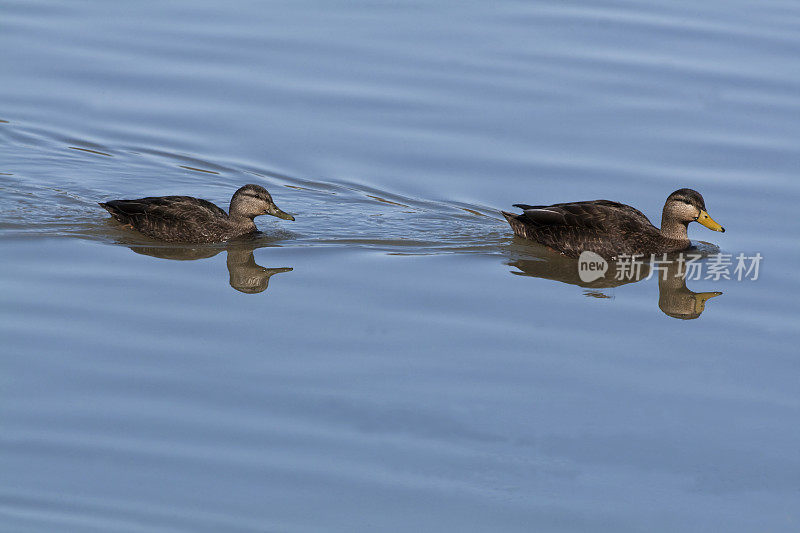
696;210;725;232
694;291;723;313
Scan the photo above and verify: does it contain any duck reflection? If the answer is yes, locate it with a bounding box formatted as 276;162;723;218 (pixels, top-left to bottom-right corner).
506;240;721;319
127;241;292;294
226;248;292;294
656;259;721;320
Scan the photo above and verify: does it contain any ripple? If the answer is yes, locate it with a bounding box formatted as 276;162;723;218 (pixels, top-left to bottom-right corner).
0;121;509;253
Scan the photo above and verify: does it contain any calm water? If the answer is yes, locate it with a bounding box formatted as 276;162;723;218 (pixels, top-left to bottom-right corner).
2;1;799;531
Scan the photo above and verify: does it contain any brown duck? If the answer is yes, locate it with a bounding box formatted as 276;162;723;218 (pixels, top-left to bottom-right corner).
100;184;294;243
502;188;724;258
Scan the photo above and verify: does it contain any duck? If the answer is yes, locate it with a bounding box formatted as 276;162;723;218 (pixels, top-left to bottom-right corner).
99;184;294;243
501;188;724;258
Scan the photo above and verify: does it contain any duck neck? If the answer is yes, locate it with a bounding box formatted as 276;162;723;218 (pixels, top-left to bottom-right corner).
228;207;256;228
660;209;690;243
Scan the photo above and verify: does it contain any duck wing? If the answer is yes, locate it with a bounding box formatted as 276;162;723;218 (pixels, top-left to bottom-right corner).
101;196;226;223
100;196;229;241
513;200;652;232
504;200;657;257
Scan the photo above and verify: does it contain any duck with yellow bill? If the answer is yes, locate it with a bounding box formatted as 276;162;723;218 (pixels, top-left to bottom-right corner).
502;188;725;258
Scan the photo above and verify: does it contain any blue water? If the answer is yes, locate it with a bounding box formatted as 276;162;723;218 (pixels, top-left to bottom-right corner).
1;1;799;531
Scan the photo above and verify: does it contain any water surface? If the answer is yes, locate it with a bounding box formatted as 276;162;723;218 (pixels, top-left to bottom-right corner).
1;1;799;531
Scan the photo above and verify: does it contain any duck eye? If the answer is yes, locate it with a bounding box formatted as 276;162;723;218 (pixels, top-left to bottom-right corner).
683;200;691;205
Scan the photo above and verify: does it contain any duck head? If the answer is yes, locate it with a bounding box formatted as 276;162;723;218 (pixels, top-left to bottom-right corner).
230;184;295;221
661;188;724;239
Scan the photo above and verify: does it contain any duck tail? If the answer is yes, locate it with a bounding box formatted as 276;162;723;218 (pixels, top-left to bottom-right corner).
500;210;518;223
98;201;119;216
98;201;127;223
501;210;526;238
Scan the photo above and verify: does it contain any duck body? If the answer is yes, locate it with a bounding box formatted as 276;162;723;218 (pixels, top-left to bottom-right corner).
100;184;294;243
502;188;724;259
101;195;248;243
